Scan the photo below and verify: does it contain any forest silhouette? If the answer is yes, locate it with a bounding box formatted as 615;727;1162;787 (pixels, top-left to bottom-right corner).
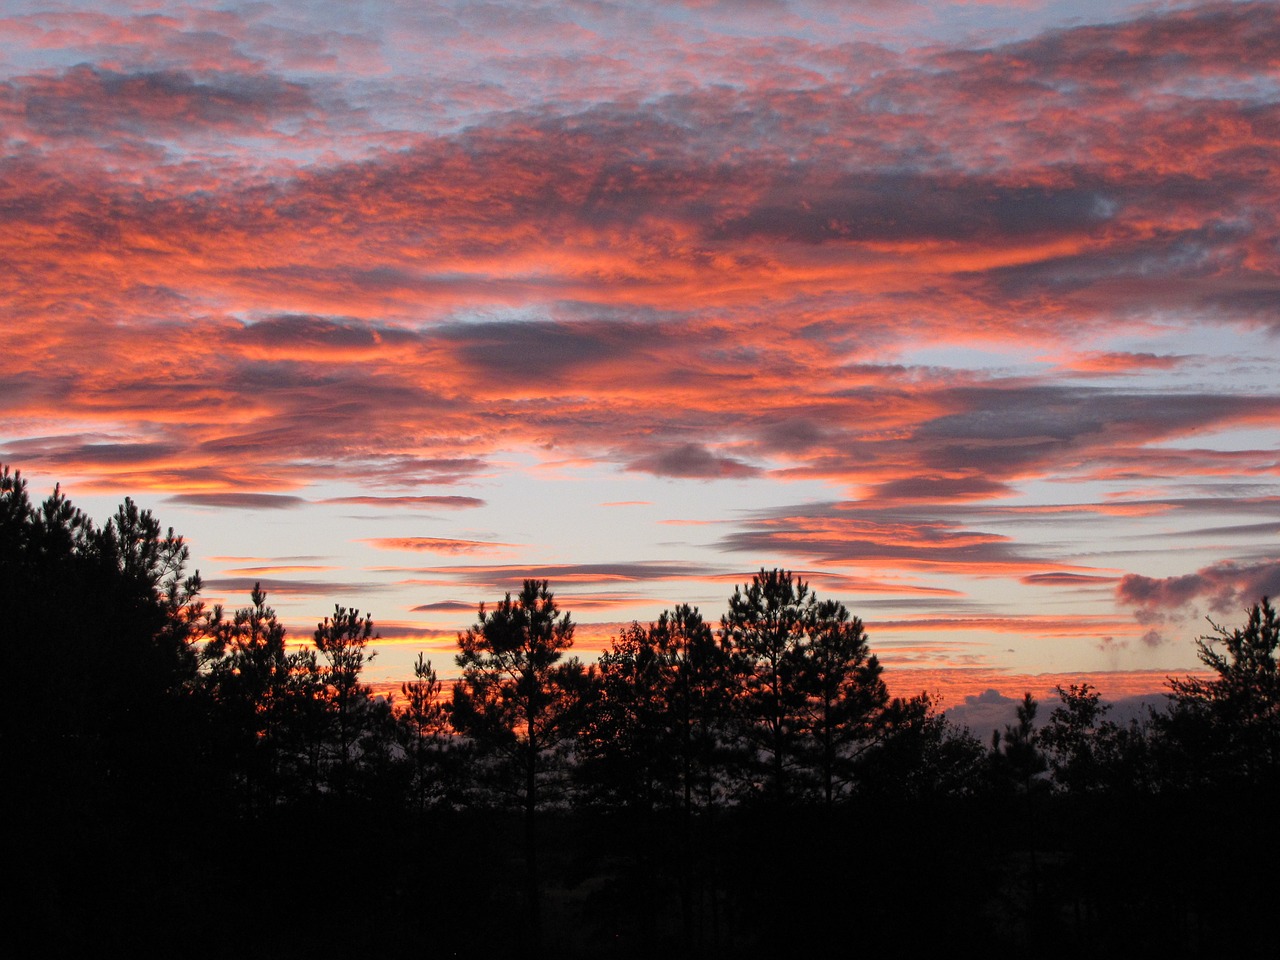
5;464;1280;957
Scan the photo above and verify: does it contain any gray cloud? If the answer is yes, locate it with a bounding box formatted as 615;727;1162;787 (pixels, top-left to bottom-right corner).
167;492;307;509
871;475;1013;502
1117;559;1280;616
944;689;1025;740
713;174;1115;245
627;443;761;479
234;315;418;351
1021;572;1120;587
433;319;653;384
17;64;316;139
1;436;182;466
411;600;477;612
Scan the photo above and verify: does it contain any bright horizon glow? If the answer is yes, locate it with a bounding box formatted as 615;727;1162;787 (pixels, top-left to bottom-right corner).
3;1;1278;723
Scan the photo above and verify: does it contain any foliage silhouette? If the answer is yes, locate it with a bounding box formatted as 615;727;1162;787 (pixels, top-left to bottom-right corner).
990;691;1047;793
2;466;209;953
860;691;987;799
399;652;453;815
580;605;736;812
450;578;594;947
795;597;889;805
1038;683;1153;795
578;604;739;950
201;583;307;808
2;466;204;796
312;605;380;796
720;568;813;804
1164;597;1280;787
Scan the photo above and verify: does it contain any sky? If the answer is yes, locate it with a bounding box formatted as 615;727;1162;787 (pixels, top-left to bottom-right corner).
3;0;1279;717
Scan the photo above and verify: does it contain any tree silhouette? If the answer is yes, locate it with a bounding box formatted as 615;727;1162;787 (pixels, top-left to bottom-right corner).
312;605;378;796
2;467;204;792
2;467;210;952
579;605;739;950
860;692;987;800
25;461;1280;953
1039;683;1152;794
580;605;736;810
721;569;891;807
201;584;312;809
991;692;1047;793
579;620;673;812
721;569;811;805
1166;598;1280;786
796;597;888;806
399;653;451;815
450;579;593;947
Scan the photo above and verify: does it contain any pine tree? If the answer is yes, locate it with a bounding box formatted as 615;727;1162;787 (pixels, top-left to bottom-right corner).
449;579;593;947
202;584;310;809
720;569;810;805
399;653;451;814
796;598;888;806
313;605;378;795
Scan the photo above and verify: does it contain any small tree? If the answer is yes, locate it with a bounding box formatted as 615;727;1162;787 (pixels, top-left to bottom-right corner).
312;605;377;794
399;653;451;815
1038;683;1151;794
579;621;673;812
991;692;1047;794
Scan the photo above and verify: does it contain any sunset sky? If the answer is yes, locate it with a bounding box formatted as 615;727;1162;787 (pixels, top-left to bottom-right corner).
3;0;1278;713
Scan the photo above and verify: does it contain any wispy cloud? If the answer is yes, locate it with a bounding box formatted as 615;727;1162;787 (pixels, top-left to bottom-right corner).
361;537;518;555
167;492;308;509
323;495;486;509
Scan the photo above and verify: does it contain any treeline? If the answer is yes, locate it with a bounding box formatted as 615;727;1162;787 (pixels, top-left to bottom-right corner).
5;466;1280;957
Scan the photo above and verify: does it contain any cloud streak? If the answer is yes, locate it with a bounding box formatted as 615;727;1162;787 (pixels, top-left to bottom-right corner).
361;538;517;555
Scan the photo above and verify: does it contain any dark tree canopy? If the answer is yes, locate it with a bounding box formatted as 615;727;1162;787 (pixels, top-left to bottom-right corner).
1165;597;1280;785
720;569;891;805
580;604;736;813
450;579;589;790
720;568;813;803
449;578;593;946
796;597;888;805
2;466;204;798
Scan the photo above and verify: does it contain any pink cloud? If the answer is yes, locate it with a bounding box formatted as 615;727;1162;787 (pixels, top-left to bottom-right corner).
360;538;517;555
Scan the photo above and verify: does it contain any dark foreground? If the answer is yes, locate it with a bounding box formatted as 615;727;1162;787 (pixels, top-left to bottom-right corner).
13;787;1280;958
